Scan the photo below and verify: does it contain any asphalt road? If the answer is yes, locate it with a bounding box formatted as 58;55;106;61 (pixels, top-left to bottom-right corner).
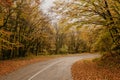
1;53;100;80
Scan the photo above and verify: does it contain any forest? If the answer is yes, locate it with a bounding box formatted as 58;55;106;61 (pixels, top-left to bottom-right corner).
0;0;120;60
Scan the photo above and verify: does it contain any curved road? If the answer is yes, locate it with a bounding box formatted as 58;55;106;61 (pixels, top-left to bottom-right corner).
1;53;100;80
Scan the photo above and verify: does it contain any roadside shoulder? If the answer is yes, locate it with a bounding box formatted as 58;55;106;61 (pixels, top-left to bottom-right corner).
71;59;120;80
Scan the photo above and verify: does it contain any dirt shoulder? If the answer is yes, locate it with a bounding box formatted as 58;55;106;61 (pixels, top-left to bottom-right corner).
71;59;120;80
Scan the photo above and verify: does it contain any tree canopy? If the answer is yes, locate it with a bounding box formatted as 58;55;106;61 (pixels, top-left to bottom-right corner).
0;0;120;60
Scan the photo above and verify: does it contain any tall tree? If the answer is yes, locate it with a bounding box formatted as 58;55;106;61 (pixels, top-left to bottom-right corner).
52;0;120;54
0;0;54;59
